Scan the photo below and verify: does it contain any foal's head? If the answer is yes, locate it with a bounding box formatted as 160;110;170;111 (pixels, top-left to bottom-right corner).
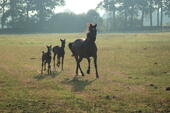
60;39;66;48
46;45;52;53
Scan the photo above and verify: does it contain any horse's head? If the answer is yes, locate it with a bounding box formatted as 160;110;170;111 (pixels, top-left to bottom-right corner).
88;24;97;36
87;24;97;42
60;39;66;48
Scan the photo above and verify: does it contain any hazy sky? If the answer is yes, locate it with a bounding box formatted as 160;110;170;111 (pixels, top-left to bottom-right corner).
55;0;103;14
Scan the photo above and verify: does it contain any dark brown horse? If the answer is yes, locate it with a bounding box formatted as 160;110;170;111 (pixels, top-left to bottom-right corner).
68;24;99;78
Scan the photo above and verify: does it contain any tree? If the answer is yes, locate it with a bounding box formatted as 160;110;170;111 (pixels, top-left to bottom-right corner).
147;0;154;27
97;0;118;29
137;0;148;27
154;0;161;26
86;10;101;23
165;0;170;16
34;0;65;29
0;0;8;29
0;0;65;31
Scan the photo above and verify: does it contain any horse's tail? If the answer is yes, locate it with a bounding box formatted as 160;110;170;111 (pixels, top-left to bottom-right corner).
68;43;72;50
68;43;75;56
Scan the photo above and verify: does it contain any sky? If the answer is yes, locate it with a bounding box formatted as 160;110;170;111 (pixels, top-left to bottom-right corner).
55;0;103;14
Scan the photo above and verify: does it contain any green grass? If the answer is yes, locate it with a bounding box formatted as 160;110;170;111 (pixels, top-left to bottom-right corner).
0;33;170;113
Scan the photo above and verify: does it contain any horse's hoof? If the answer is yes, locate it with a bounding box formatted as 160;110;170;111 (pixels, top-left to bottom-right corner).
75;74;78;76
96;75;99;79
87;70;90;74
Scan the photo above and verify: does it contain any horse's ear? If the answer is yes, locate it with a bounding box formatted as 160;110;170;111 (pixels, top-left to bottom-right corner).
46;45;48;48
60;39;62;41
90;24;92;27
50;45;52;47
94;24;97;27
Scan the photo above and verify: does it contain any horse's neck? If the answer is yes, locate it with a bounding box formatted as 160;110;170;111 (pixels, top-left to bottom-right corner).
61;46;65;50
60;44;65;49
47;51;51;55
85;32;96;43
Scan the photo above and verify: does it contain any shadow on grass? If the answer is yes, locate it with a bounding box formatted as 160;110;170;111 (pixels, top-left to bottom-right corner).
34;71;61;80
61;77;97;92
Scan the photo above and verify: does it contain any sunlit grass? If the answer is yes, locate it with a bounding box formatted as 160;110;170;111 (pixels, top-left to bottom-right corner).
0;33;170;112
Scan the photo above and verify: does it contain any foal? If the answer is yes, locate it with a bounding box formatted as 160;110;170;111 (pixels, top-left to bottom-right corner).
53;39;66;71
41;45;52;74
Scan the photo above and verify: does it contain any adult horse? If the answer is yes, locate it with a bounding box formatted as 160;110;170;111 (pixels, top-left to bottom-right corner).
68;24;99;78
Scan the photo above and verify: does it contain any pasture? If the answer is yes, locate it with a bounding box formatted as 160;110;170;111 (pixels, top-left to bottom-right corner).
0;33;170;113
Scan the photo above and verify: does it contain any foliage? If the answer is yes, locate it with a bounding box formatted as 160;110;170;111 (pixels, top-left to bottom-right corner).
0;0;170;32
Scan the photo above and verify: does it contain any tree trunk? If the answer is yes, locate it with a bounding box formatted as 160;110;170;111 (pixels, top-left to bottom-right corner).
131;3;134;28
1;0;5;29
38;0;45;31
160;0;163;31
10;0;16;27
112;8;116;29
26;0;29;23
124;7;128;28
157;7;159;26
149;6;153;27
141;8;144;27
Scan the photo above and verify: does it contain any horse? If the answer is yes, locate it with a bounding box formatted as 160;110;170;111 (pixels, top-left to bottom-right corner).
68;24;99;78
53;39;66;71
41;45;52;74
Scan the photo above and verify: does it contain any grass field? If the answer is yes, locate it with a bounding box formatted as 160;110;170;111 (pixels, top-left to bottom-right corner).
0;33;170;113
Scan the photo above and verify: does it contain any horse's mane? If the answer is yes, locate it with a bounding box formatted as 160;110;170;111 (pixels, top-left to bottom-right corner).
85;24;97;42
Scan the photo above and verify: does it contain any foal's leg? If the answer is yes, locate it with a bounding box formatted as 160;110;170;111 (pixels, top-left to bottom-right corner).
87;58;91;74
53;53;56;70
61;56;64;71
57;55;60;67
77;57;84;76
93;56;99;78
48;62;51;75
44;62;46;71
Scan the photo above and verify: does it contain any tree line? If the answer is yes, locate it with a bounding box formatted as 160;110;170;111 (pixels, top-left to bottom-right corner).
0;0;65;32
97;0;170;32
0;0;170;33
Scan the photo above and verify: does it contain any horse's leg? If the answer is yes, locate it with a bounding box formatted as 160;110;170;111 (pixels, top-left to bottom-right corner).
75;56;79;76
77;57;84;76
57;55;60;67
53;53;56;71
87;58;91;74
49;59;52;74
41;61;44;74
61;56;64;71
93;56;99;78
